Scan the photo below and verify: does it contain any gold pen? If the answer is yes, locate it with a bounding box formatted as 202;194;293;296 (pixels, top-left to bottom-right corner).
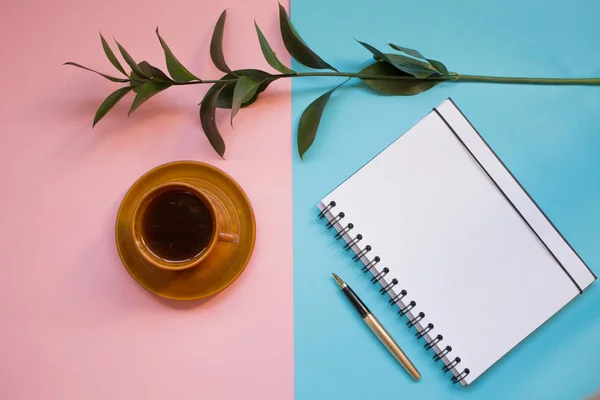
332;272;421;381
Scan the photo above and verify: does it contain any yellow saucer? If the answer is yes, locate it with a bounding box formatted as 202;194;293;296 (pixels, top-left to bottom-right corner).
115;161;256;300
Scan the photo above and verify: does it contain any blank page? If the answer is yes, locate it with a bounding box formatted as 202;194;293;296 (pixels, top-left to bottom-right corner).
318;99;595;385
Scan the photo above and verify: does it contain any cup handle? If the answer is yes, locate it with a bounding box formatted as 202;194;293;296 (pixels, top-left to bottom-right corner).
218;232;239;244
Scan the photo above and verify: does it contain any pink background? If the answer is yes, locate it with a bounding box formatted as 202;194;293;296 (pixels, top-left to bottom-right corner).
0;0;293;399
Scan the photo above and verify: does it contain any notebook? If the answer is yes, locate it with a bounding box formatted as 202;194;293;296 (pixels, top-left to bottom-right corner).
317;98;596;385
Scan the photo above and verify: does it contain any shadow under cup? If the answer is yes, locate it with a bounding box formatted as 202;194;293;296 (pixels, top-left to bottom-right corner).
131;182;239;271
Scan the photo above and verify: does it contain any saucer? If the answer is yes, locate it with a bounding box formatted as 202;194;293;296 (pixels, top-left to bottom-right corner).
115;161;256;300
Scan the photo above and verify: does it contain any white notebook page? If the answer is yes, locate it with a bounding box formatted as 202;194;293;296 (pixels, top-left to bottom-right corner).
319;100;594;384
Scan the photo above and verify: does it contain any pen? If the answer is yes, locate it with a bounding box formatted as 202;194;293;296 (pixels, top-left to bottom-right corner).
332;272;421;381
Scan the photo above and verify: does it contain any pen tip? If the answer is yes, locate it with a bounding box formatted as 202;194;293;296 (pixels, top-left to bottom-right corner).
332;273;344;287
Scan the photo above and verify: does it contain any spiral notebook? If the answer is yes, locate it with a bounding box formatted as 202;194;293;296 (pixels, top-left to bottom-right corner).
317;98;596;385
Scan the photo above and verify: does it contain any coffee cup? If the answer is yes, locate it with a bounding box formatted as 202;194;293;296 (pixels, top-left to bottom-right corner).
131;182;239;271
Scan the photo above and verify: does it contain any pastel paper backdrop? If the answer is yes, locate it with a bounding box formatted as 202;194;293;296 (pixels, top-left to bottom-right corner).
0;0;292;399
291;0;600;399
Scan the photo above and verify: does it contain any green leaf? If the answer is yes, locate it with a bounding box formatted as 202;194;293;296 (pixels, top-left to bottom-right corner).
93;86;132;127
356;40;437;79
130;81;142;93
388;43;426;60
114;40;148;79
210;69;274;109
231;76;264;125
64;62;130;83
426;59;449;76
128;80;171;116
155;28;200;82
278;3;336;71
200;84;227;158
100;33;127;76
210;10;232;73
129;71;144;93
297;80;347;159
386;43;450;77
221;78;274;109
358;61;440;95
384;53;440;78
356;40;401;70
138;61;173;82
254;21;295;74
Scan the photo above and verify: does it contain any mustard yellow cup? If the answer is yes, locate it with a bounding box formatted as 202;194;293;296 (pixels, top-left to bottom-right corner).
131;182;239;271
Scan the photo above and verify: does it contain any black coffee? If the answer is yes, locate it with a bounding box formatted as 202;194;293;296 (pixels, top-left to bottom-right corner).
142;189;214;261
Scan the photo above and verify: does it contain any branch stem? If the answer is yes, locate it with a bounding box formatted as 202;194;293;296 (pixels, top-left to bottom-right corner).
170;71;600;86
456;74;600;85
291;71;600;85
174;79;239;85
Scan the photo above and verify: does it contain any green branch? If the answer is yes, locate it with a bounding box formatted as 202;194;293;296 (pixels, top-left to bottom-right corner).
169;72;600;86
66;5;600;160
456;74;600;85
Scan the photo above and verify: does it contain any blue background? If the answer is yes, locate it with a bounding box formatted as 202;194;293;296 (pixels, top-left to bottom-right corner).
291;0;600;399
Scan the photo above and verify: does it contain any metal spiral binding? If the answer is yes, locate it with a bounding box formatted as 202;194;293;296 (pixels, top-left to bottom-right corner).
452;369;470;384
389;289;407;305
370;267;389;283
416;323;434;339
343;234;362;250
407;312;425;328
398;300;416;317
319;200;470;385
318;201;336;219
379;278;398;294
361;256;380;272
442;357;461;373
433;346;452;362
352;245;371;261
335;223;353;240
425;334;443;350
325;212;344;228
